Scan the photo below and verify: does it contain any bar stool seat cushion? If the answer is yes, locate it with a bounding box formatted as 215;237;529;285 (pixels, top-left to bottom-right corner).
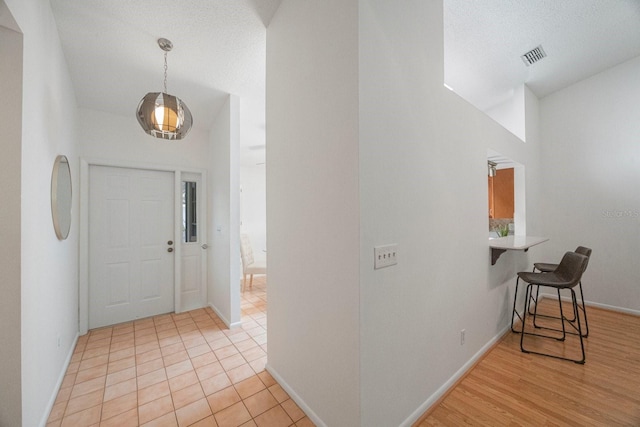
518;272;573;288
533;262;558;273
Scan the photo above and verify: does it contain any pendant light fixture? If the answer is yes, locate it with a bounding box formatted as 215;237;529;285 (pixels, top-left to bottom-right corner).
136;38;193;140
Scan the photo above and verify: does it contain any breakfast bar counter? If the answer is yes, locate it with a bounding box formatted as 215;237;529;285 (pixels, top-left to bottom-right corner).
489;236;549;265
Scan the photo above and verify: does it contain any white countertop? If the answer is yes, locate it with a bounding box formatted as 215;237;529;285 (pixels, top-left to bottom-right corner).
488;235;549;250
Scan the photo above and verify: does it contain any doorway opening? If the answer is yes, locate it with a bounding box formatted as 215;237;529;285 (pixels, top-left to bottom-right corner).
487;149;526;238
80;163;208;333
239;164;267;324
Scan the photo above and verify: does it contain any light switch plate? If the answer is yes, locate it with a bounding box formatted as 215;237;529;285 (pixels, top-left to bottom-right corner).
374;244;398;269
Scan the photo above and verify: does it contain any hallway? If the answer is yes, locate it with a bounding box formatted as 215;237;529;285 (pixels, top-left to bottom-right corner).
47;277;312;427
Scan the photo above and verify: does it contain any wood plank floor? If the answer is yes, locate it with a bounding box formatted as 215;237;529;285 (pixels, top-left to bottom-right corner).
416;297;640;426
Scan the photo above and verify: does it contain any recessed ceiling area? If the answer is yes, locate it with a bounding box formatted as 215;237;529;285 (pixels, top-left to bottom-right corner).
444;0;640;113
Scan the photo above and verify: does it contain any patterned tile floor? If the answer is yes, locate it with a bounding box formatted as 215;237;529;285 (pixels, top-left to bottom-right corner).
46;277;314;427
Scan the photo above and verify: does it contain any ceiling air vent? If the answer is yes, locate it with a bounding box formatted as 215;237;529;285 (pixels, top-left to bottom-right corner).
521;45;546;66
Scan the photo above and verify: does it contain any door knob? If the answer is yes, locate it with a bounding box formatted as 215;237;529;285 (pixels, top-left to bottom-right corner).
201;244;208;250
167;247;174;253
167;240;173;245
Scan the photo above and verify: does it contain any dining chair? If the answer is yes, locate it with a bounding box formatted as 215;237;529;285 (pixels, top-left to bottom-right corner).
240;233;266;292
515;251;589;363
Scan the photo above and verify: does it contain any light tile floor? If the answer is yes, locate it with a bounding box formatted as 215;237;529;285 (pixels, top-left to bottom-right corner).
47;277;314;427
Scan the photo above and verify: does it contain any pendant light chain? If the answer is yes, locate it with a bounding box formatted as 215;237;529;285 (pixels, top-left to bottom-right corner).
163;51;168;94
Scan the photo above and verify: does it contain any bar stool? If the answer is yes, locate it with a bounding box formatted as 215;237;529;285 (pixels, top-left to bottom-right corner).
514;251;589;363
529;246;592;337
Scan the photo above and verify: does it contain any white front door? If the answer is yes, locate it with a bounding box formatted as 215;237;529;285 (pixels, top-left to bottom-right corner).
180;172;207;311
89;166;175;329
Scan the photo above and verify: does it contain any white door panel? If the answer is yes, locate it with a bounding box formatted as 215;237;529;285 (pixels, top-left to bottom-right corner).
89;166;174;328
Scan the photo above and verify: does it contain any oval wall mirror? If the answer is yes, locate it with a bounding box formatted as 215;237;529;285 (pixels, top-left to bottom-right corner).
51;155;72;240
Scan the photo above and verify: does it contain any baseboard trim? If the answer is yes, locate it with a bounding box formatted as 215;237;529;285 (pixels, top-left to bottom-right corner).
39;332;79;427
265;364;327;427
265;326;511;427
208;303;242;329
586;301;640;316
538;293;640;316
403;324;511;427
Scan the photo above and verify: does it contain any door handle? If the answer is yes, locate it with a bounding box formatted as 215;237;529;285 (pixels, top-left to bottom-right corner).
167;247;174;253
201;244;208;250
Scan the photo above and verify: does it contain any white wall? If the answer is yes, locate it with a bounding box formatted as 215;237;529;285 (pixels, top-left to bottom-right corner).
3;0;81;425
359;2;542;425
266;0;361;425
267;1;543;425
485;84;526;142
208;95;242;326
240;164;266;263
0;13;23;427
539;55;640;313
79;108;210;170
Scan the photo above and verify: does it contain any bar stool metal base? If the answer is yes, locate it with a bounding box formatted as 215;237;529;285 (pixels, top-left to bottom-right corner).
528;282;589;338
517;280;586;364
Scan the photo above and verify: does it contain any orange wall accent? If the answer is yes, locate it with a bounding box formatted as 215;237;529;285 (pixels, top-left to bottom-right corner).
492;168;514;218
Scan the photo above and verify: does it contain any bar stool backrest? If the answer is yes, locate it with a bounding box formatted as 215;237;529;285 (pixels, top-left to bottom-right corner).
554;252;589;286
575;246;592;273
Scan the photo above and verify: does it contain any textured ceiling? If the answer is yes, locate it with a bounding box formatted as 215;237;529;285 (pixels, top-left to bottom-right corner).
51;0;640;164
50;0;282;165
445;0;640;111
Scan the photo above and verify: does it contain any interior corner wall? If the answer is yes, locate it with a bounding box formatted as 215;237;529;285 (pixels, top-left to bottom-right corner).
266;0;361;425
539;55;640;313
522;85;542;236
4;0;82;425
485;84;526;142
358;1;542;425
208;95;241;326
0;17;23;427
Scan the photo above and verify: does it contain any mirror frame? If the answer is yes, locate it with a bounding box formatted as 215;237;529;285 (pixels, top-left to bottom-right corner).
51;155;72;240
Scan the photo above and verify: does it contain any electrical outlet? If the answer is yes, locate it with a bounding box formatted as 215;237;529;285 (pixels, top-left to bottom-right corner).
374;244;398;269
460;329;466;346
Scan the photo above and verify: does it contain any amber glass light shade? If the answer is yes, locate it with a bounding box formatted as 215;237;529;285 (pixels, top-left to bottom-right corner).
136;92;193;140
